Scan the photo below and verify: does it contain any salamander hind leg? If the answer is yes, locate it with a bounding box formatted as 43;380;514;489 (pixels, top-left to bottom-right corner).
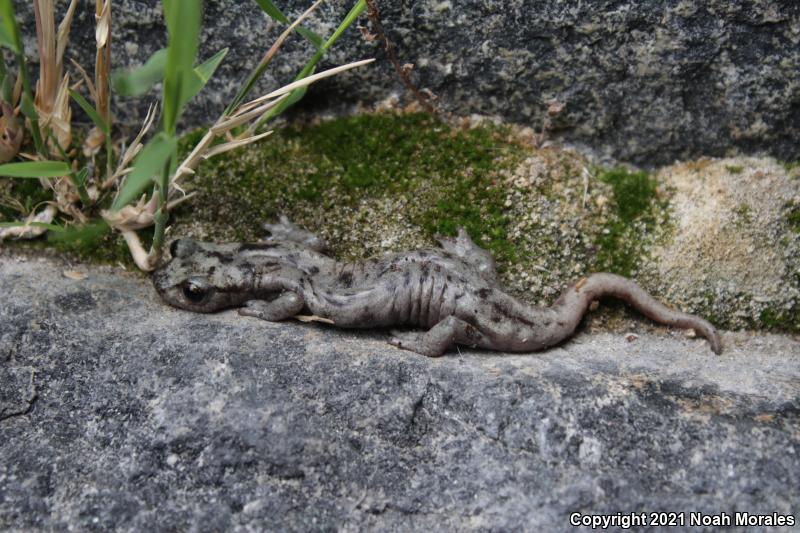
388;316;488;357
238;291;305;321
436;227;499;281
262;215;328;252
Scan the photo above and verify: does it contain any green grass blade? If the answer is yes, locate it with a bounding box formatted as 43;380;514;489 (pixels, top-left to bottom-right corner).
257;0;366;126
253;0;323;48
19;92;37;120
0;21;16;52
318;0;366;56
0;55;12;102
195;48;228;83
0;0;21;54
111;48;167;97
112;132;176;210
296;26;323;48
0;161;71;178
68;89;109;135
75;167;89;186
253;0;288;23
264;84;309;120
162;0;202;135
180;48;228;109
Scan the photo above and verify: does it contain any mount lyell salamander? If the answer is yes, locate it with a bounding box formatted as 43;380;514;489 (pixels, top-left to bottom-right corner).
153;217;722;356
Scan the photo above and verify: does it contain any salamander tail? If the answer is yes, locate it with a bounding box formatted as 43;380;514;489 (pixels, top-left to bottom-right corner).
552;273;723;354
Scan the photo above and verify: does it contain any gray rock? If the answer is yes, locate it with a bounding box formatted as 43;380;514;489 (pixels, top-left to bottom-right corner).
1;252;798;531
13;0;800;166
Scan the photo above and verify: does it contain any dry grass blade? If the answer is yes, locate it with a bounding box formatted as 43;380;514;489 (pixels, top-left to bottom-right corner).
243;58;375;108
50;73;72;149
103;102;157;188
33;0;57;118
102;191;196;232
83;126;105;157
227;0;323;114
228;91;289;121
94;0;111;126
262;0;322;67
219;93;289;131
95;0;111;48
175;94;287;184
56;0;79;74
12;73;22;107
0;204;56;241
172;130;213;183
202;131;272;160
69;58;98;103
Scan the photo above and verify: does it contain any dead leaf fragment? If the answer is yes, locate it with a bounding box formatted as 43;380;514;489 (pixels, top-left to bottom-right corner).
294;314;335;324
62;270;87;280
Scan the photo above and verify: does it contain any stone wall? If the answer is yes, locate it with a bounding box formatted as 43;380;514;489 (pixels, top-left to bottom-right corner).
14;0;800;165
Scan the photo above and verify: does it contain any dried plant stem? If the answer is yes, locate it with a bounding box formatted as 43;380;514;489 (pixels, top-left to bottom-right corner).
121;230;150;270
364;0;436;114
147;160;173;267
103;103;157;190
243;58;375;109
33;0;57;118
95;0;113;177
31;0;77;157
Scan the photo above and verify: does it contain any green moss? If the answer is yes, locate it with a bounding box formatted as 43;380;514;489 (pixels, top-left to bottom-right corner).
760;307;800;332
787;203;800;233
725;165;743;174
49;222;147;267
735;203;753;228
184;112;526;261
592;167;660;276
0;177;53;221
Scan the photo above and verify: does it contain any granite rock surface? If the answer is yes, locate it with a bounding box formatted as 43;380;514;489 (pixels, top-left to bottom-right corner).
13;0;800;165
1;253;798;531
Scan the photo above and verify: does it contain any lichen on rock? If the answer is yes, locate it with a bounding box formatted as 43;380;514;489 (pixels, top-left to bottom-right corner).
641;157;800;332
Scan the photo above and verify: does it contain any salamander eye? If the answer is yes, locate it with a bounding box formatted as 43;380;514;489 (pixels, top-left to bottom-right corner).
182;280;211;304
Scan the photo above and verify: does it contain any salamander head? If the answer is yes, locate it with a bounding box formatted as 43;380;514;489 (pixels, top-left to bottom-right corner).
152;239;252;313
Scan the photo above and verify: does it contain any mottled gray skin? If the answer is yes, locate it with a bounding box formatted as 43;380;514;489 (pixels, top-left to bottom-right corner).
153;218;722;356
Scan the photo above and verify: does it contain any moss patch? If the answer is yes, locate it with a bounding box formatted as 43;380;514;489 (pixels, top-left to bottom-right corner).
725;165;743;174
760;307;800;332
787;202;800;233
593;168;661;277
0;177;53;221
176;112;527;262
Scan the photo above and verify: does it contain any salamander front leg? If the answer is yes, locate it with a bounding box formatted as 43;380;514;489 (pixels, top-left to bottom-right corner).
388;316;488;357
238;291;304;321
262;215;327;252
